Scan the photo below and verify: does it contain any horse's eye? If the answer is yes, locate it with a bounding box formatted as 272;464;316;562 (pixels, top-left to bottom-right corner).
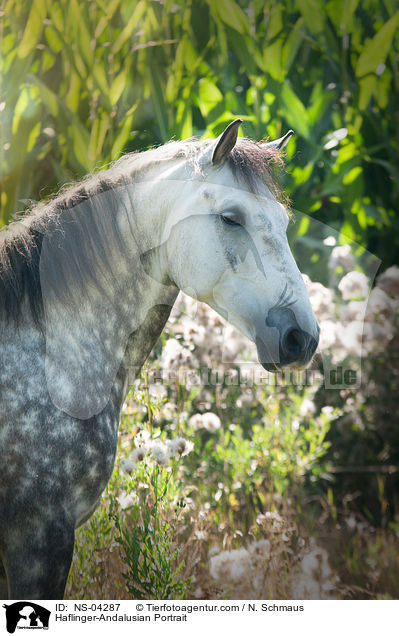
221;213;242;227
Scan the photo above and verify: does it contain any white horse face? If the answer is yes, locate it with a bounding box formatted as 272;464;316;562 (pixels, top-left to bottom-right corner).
165;122;319;370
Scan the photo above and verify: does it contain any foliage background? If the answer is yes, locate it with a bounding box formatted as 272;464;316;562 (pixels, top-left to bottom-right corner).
1;0;399;599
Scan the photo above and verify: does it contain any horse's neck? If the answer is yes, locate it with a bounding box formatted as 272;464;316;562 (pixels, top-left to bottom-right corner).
116;181;179;399
36;178;180;420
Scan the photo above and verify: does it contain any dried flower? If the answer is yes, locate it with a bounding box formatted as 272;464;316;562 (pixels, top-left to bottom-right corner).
116;492;139;509
209;548;252;583
149;383;167;400
299;398;316;418
202;412;221;432
329;244;355;272
291;545;336;599
161;401;176;420
160;338;198;372
248;539;271;557
363;321;393;353
189;413;204;430
338;271;369;300
339;300;366;323
130;447;146;463
167;437;194;457
318;319;336;351
338;320;364;355
189;412;221;432
150;441;170;466
209;539;272;588
134;429;151;447
303;278;334;321
365;287;395;322
292;418;300;431
119;458;137;474
236;392;253;408
376;265;399;296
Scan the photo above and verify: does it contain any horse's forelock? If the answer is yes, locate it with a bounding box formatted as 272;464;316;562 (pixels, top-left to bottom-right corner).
228;138;289;208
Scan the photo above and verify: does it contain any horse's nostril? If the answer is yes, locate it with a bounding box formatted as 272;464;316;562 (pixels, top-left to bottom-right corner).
285;329;303;353
283;328;304;356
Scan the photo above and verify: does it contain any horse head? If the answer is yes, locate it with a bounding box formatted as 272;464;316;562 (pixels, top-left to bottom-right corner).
163;119;319;371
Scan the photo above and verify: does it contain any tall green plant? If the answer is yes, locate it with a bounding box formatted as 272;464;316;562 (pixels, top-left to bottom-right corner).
110;462;191;599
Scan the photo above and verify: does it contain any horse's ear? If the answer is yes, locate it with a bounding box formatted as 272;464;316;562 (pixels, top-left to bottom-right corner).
212;118;242;165
263;129;294;151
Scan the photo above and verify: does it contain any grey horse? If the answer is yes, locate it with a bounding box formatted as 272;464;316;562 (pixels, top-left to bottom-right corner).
0;120;319;598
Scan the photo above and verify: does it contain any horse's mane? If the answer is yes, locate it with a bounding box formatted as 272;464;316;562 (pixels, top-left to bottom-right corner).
0;137;284;328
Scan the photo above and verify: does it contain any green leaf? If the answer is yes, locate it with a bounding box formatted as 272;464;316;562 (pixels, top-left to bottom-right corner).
2;32;15;56
343;166;362;185
88;111;110;161
17;0;47;59
263;40;284;81
96;112;110;157
12;88;29;134
166;40;184;102
110;69;128;106
326;0;359;33
341;0;359;32
358;75;377;110
65;73;81;113
291;163;313;186
73;0;94;68
41;49;55;72
182;37;197;73
356;12;399;77
47;1;64;32
295;0;325;34
282;17;305;72
12;85;40;134
27;121;41;152
176;101;193;139
149;62;169;142
88;118;100;162
198;78;223;118
94;0;120;39
297;216;310;236
93;65;111;108
307;83;335;124
280;83;311;140
30;77;59;117
69;120;91;171
112;0;146;55
209;0;249;35
44;26;63;53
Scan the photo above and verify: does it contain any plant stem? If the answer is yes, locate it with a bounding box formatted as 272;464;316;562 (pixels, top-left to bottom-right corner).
144;366;152;434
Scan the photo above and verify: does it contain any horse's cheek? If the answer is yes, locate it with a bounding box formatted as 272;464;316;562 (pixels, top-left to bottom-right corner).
168;222;223;297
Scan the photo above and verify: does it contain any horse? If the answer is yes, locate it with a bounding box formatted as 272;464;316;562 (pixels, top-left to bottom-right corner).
0;119;319;599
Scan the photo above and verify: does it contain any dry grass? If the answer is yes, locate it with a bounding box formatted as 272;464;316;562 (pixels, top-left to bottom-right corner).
66;490;399;601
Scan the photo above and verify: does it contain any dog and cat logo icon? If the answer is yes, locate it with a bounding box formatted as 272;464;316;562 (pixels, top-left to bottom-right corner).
2;603;50;633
